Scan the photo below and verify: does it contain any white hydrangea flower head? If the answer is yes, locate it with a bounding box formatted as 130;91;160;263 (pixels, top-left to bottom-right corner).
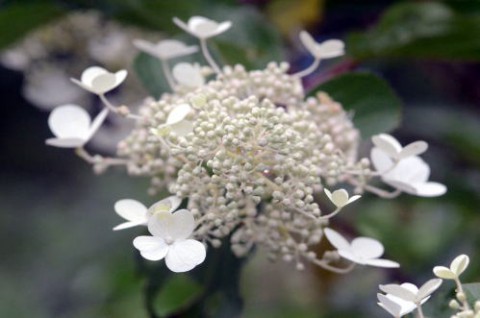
372;134;428;162
379;279;442;304
46;104;108;148
324;188;361;208
433;254;470;279
133;209;206;272
172;62;205;88
133;39;198;60
173;16;232;39
377;292;417;317
299;31;345;60
324;228;399;268
371;150;447;197
71;66;127;95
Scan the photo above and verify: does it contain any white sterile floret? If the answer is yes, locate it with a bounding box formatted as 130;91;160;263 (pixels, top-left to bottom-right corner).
324;228;399;268
372;134;428;162
173;16;232;39
133;39;198;60
371;149;447;197
172;62;205;88
324;188;361;208
71;66;127;95
299;31;345;60
433;254;470;279
46;104;108;148
377;292;417;317
113;196;182;231
133;209;206;272
154;103;194;137
379;279;442;305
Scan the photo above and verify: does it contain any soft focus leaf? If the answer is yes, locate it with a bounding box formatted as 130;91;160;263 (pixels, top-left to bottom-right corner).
347;2;480;61
0;3;65;49
310;72;402;137
133;53;170;99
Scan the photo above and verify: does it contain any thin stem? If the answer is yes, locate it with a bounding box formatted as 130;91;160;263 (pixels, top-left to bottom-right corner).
293;58;320;78
75;147;127;167
99;94;142;120
75;147;95;164
160;59;175;90
309;258;356;274
318;208;341;220
416;303;425;318
454;277;471;310
347;176;401;199
200;38;221;74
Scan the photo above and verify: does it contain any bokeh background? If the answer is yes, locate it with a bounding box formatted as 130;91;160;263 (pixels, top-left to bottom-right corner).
1;0;479;317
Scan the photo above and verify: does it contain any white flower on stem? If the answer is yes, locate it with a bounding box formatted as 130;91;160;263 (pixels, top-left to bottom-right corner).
377;292;417;317
46;104;108;148
71;66;127;95
173;16;232;39
153;103;194;137
172;62;205;88
324;228;399;268
133;39;198;60
379;279;442;305
433;254;470;279
324;188;361;208
372;134;428;162
299;31;345;60
113;196;182;231
371;149;447;197
133;209;206;272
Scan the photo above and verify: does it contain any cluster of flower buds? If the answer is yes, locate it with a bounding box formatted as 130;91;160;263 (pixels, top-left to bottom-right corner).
43;15;446;273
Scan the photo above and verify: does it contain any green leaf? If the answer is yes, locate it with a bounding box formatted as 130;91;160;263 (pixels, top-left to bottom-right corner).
347;2;480;61
463;283;480;303
309;72;402;137
133;53;171;99
0;3;65;49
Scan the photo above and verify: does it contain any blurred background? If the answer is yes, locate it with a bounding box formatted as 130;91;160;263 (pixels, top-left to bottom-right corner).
1;0;479;317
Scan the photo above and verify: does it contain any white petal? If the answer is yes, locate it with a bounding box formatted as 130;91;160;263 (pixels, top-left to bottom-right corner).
324;228;350;251
157;40;198;59
380;284;417;302
351;237;384;260
48;104;91;139
299;31;318;56
91;73;118;94
165;239;206;272
113;220;147;231
45;137;86;148
172;17;190;34
382;293;417;316
450;254;470;276
347;195;362;205
399;141;428;159
172;63;204;87
372;134;402;158
166;104;192;125
148;196;182;216
133;39;159;58
401;283;420;294
377;293;403;317
133;236;168;261
80;66;107;86
371;147;395;174
170;120;194;137
315;39;345;59
384;156;430;184
417;278;442;300
338;249;362;264
383;179;417;194
324;188;333;201
365;258;400;268
114;199;148;222
411;182;447;197
87;107;109;140
188;16;211;30
433;266;456;279
148;209;195;240
114;70;127;87
214;21;232;36
330;189;349;208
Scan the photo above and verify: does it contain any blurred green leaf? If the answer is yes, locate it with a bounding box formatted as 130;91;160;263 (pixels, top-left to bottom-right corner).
464;283;480;303
133;53;170;99
347;2;480;61
154;274;203;317
0;3;65;49
309;72;402;137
